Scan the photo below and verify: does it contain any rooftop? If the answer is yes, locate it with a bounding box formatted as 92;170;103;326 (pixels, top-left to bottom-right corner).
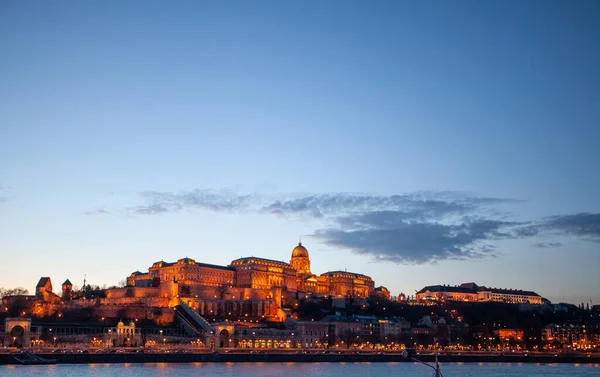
418;283;540;297
231;256;291;267
36;277;51;288
321;271;373;280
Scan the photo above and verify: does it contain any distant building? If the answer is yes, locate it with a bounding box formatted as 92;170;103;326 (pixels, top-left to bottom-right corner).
373;286;391;300
61;279;73;301
35;277;61;303
416;282;542;304
397;292;407;302
543;323;600;350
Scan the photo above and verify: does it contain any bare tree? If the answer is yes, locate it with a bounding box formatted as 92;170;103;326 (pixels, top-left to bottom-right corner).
339;329;360;349
0;287;29;299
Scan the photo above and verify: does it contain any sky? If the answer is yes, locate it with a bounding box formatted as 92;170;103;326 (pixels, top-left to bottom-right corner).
1;1;599;305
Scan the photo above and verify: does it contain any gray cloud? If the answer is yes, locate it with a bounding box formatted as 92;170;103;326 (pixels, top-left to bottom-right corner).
261;192;518;220
131;189;253;215
518;213;600;242
103;188;598;264
543;213;600;240
126;203;183;216
82;209;111;216
314;210;523;263
533;242;563;248
124;190;517;220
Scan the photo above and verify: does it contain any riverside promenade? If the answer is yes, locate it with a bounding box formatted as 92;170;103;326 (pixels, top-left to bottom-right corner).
1;350;599;365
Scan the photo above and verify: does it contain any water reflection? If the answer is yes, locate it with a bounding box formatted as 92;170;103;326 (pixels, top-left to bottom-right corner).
2;362;598;377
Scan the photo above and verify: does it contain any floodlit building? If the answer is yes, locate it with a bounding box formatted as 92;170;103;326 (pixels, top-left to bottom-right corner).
416;282;542;304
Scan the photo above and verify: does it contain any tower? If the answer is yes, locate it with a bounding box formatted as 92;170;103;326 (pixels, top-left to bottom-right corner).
62;279;73;301
290;242;311;274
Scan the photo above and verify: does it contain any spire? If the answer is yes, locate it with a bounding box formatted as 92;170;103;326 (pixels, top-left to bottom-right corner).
299;235;302;246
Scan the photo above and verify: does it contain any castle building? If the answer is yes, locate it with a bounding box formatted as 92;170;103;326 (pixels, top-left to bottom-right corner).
416;282;542;304
121;241;375;309
230;257;297;290
319;271;375;298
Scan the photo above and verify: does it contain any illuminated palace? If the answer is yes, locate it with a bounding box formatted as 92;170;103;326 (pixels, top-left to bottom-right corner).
416;282;543;304
118;242;375;320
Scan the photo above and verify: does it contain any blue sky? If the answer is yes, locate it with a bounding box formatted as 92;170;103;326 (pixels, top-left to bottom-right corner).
1;1;599;304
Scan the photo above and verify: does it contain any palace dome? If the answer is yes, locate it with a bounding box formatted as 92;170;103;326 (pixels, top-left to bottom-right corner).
292;242;309;258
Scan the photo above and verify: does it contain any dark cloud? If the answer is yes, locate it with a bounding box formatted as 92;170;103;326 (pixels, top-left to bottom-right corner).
109;187;598;264
314;210;522;264
82;209;111;216
518;213;600;242
118;189;525;263
533;242;563;248
543;213;600;240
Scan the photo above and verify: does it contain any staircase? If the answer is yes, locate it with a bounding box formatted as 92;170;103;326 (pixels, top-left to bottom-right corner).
174;299;212;335
175;307;203;336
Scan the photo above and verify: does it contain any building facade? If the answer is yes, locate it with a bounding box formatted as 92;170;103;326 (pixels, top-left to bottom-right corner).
416;282;542;304
122;242;375;303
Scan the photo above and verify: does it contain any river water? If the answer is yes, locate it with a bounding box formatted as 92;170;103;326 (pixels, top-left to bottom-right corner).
1;362;599;377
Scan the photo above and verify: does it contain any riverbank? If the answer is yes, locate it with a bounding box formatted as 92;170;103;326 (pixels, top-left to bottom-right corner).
1;352;599;365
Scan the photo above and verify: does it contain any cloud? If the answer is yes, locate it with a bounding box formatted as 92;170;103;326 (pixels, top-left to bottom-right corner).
126;203;183;216
130;189;253;215
124;190;517;220
261;192;518;220
107;187;599;264
518;213;600;242
533;242;563;248
543;213;600;240
314;210;522;264
120;189;525;263
82;209;111;216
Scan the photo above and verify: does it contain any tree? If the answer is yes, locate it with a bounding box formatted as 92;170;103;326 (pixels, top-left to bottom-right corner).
0;287;29;299
339;329;360;349
75;285;107;299
434;325;450;348
415;333;434;348
361;334;379;349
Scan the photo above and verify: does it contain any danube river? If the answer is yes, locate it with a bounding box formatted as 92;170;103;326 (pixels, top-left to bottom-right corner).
1;362;599;377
